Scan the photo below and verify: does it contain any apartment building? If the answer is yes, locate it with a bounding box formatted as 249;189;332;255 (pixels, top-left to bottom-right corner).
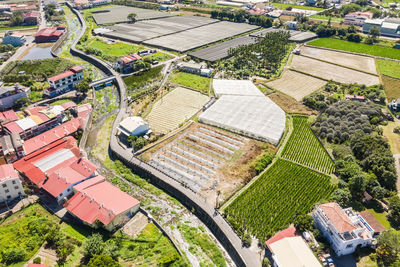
44;66;84;97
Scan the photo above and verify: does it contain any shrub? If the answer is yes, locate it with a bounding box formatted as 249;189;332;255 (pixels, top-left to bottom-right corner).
33;257;41;264
1;248;26;264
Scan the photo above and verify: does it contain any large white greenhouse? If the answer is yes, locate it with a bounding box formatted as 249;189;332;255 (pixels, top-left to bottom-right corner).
212;79;264;97
199;80;285;146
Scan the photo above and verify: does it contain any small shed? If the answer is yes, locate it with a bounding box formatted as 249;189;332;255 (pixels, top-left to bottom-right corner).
118;116;149;137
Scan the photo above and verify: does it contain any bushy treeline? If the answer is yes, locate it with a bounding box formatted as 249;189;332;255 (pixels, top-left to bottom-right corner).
303;82;385;111
112;0;160;10
211;9;273;27
225;31;290;77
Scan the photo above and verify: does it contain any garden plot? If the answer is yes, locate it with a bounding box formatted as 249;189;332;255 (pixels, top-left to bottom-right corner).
290;55;380;86
266;70;326;101
150;124;248;196
300;46;377;74
146;87;209;134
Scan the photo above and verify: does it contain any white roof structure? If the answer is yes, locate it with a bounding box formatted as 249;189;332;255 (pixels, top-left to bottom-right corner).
199;94;285;145
212;79;264;98
34;149;75;172
270;236;321;267
16;117;37;131
50;105;65;116
118;116;148;136
382;22;399;30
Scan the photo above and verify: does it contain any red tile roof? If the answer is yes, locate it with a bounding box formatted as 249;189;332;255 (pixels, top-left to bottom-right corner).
61;101;77;110
23;118;82;155
319;202;356;233
13;136;78;185
0;110;19;122
48;70;74;82
65;175;140;226
70;66;83;73
265;226;299;250
25;106;47;116
3;121;23;134
0;164;19;182
40;157;97;198
360;211;386;233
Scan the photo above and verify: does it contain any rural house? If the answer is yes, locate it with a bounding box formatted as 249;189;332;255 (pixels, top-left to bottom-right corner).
117;116;149;137
44;66;84;97
344;12;373;26
178;62;212;77
0;164;24;203
116;53;142;73
0;83;30;109
313;202;378;256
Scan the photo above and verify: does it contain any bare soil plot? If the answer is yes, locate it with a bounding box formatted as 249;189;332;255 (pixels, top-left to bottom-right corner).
266;70;326;101
146;87;209;134
290;55;380;86
268;92;317;115
301;46;377;74
148;123;267;206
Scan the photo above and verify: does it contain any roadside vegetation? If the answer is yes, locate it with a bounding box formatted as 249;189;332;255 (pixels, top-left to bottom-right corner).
123;65;163;99
376;59;400;79
308;38;400;60
169;72;211;94
271;2;324;11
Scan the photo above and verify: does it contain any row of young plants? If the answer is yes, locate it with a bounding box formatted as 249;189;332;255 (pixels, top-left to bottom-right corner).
282;116;335;174
225;158;335;242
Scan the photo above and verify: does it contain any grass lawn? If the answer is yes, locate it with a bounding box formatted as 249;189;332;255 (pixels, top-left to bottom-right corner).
381;121;400;154
0;25;38;31
382;75;400;101
2;58;75;78
50;99;74;105
366;208;391;229
310;15;344;22
376;59;400;79
170;72;211;94
308;38;400;60
88;38;144;58
123;65;163;89
271;3;324;11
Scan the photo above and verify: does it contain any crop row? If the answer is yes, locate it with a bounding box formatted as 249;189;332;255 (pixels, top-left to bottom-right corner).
225;159;335;242
282;116;335;174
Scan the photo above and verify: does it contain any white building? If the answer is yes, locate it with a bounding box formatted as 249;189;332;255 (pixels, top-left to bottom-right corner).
313;202;377;256
117;116;149;137
178;62;212;77
0;164;24;203
45;66;84;97
344;12;373;26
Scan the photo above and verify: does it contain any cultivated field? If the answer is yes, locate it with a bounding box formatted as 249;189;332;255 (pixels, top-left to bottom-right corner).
290;55;380;86
376;59;400;79
268;92;316;115
282;116;335;174
301;46;377;74
149;123;266;205
225;158;335;241
146;87;209;134
266;70;326;101
382;75;400;101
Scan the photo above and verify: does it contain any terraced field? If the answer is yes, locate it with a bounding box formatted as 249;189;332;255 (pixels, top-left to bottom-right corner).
282;116;335;174
225;159;335;241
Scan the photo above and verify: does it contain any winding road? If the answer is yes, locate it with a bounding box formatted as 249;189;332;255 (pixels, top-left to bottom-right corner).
67;3;260;266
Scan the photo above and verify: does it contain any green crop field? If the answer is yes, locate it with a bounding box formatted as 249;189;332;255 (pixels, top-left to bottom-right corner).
282;116;335;173
271;3;324;11
376;59;400;79
123;65;163;89
88;38;144;58
308;38;400;60
225;159;335;241
170;72;211;94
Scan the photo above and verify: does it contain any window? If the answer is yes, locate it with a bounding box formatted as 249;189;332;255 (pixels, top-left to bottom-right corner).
346;244;353;248
5;189;9;193
14;186;18;190
7;195;11;199
67;188;71;192
2;184;6;188
12;180;16;184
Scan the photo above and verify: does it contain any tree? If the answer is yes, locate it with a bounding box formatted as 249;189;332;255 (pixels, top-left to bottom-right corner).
14;97;28;109
75;79;90;95
376;230;400;265
388;196;400;229
133;137;147;150
83;233;104;259
243;231;252;247
331;188;352;207
293;213;313;232
87;254;119;267
1;248;26;265
262;257;271;267
348;174;366;198
127;13;137;23
369;26;380;42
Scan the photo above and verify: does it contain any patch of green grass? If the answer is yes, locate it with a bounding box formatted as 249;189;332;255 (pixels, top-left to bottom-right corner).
89;38;143;58
50;99;74;105
123;66;163;89
0;25;38;31
376;59;400;79
29;91;43;103
310;15;344;22
118;223;186;266
271;3;324;11
382;75;400;101
308;38;400;60
366;209;391;229
2;58;75;77
146;52;174;63
178;224;226;267
170;72;211;94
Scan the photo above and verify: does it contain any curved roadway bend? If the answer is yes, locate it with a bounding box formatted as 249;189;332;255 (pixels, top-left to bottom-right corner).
68;4;261;266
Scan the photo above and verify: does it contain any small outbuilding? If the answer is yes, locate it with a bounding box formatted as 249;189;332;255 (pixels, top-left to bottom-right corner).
117;116;149;137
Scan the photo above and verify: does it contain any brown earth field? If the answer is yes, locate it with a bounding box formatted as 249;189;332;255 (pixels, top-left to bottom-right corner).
268;92;317;115
382;75;400;102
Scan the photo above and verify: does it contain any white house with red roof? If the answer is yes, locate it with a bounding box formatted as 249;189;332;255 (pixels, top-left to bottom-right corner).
313;202;377;256
65;175;140;231
0;164;24;203
45;66;84;97
117;53;142;74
